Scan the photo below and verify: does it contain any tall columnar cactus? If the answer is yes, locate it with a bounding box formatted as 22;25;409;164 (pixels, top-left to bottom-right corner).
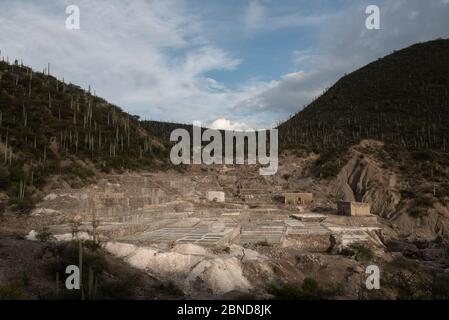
88;267;94;299
55;272;60;298
28;71;32;97
79;240;84;300
23;105;27;127
18;180;25;200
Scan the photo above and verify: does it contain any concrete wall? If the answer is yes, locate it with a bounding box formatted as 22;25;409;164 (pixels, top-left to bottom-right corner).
337;201;371;216
207;191;225;203
284;193;313;206
283;232;331;252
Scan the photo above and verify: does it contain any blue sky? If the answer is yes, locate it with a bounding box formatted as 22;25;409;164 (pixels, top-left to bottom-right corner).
1;0;448;129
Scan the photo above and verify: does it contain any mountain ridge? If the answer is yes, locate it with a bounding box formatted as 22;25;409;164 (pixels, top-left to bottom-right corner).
278;39;449;152
0;59;169;212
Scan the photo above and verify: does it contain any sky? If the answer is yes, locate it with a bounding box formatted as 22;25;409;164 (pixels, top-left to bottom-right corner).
0;0;448;130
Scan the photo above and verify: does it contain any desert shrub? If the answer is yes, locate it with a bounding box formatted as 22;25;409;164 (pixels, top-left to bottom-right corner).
46;241;108;278
36;227;55;242
409;206;428;218
13;232;26;240
267;283;305;300
400;189;417;199
267;278;339;300
349;242;375;262
407;195;433;218
44;241;107;299
399;187;434;218
384;256;435;299
0;165;10;189
42;241;149;300
0;282;28;300
272;195;285;204
320;161;340;179
99;273;141;300
21;272;31;287
255;240;271;247
153;281;185;298
295;149;308;157
413;196;434;208
429;273;449;299
411;151;435;162
9;196;35;214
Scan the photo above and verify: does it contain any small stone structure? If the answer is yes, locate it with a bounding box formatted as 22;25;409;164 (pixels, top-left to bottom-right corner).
290;213;327;223
37;171;383;262
337;201;371;216
207;191;225;203
284;193;313;206
284;223;332;252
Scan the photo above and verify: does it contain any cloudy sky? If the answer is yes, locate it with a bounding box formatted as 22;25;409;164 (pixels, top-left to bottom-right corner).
1;0;448;129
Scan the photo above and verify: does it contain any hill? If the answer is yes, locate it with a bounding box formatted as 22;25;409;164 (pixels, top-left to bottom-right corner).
0;59;169;213
142;120;194;142
278;39;449;152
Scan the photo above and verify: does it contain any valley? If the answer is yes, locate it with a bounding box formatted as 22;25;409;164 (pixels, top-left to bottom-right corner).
1;39;449;300
2;140;448;299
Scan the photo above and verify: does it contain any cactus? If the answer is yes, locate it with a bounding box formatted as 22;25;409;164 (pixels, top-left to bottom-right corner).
3;132;7;163
77;240;98;300
55;272;60;298
22;105;27;127
91;209;100;244
78;240;84;300
88;266;94;299
18;180;25;200
28;71;32;97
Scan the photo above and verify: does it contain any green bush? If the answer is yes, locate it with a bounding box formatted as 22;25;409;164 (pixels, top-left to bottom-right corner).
255;240;271;247
99;273;140;300
0;282;28;300
0;165;10;189
153;281;185;298
349;242;375;262
384;256;442;299
9;196;35;214
409;206;428;218
46;241;108;277
36;227;55;242
320;161;340;179
267;278;339;300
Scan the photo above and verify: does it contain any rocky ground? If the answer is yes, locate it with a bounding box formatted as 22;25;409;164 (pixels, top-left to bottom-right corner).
1;140;449;299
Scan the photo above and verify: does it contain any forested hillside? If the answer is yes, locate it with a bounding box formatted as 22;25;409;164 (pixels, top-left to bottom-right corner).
0;59;168;212
278;39;449;152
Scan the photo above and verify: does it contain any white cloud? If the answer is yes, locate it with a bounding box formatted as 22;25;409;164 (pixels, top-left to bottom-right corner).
0;0;448;131
0;0;252;125
243;0;332;34
210;118;249;131
232;0;449;127
244;0;266;32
